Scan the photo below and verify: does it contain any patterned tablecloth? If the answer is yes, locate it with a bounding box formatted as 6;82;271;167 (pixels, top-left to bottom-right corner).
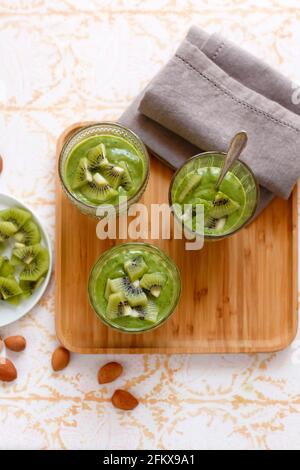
0;0;300;450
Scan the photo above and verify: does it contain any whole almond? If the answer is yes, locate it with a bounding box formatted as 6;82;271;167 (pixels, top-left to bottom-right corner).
112;389;139;410
5;335;26;352
0;155;3;174
0;358;17;382
51;346;70;371
98;362;123;384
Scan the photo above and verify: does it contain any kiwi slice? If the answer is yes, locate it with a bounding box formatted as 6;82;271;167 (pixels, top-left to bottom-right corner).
101;164;124;189
118;161;133;191
106;292;132;319
0;207;31;230
177;174;202;203
72;157;93;190
19;277;45;299
209;191;240;219
205;216;226;231
132;301;159;323
6;295;22;306
0;257;15;277
14;220;41;245
124;256;148;282
0;221;18;241
0;276;22;300
110;276;148;307
81;173;118;203
86;143;108;170
19;247;49;282
140;272;165;298
105;278;113;300
13;244;42;265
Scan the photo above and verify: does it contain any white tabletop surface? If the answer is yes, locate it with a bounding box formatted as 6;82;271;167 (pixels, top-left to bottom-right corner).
0;0;300;450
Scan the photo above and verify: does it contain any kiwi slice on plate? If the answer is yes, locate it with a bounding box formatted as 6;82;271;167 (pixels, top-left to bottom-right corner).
14;220;41;245
72;157;93;190
0;221;18;241
19;277;45;299
0;257;15;277
86;143;108;171
0;207;31;230
132;301;159;323
110;276;148;307
19;247;49;282
177;174;202;203
81;173;118;203
124;256;148;282
0;276;22;300
118;161;133;191
106;292;132;319
12;244;42;265
209;191;240;219
140;272;165;298
101;164;124;189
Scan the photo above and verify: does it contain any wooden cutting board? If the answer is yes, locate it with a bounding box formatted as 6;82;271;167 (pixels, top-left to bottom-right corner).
55;122;298;353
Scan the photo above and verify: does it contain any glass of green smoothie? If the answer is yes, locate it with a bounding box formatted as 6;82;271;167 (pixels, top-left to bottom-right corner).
169;152;259;240
59;123;150;217
88;243;181;333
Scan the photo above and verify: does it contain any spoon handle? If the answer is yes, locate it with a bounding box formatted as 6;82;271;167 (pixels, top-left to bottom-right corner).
216;131;248;190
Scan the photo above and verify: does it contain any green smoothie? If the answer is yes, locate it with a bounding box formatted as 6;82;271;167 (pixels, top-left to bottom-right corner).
170;153;258;238
64;135;146;206
88;243;181;333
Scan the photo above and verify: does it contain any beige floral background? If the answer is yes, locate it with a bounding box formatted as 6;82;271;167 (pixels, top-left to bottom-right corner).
0;0;300;450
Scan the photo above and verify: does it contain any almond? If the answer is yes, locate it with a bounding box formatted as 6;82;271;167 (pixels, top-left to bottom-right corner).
51;346;70;371
98;362;123;384
111;389;139;410
0;358;17;382
0;155;3;174
5;335;26;352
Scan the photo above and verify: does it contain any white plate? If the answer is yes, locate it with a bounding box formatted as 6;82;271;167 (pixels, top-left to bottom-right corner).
0;193;52;327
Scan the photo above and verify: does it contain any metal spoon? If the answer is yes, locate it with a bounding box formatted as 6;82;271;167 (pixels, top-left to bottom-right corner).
215;131;248;191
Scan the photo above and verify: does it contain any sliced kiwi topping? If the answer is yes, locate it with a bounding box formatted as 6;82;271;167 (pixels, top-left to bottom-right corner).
81;173;118;203
86;143;108;171
208;191;240;219
101;164;125;189
118;161;133;190
0;207;49;306
104;256;167;323
177;174;202;203
132;301;159;323
71;143;136;203
140;272;165;298
124;256;148;282
110;276;148;307
106;292;133;319
72;157;93;190
205;216;227;231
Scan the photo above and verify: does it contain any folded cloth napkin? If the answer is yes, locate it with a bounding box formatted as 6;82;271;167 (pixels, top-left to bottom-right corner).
119;26;300;213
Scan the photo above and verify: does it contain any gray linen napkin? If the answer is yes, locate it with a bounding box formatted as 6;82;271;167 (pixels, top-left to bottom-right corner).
119;26;300;213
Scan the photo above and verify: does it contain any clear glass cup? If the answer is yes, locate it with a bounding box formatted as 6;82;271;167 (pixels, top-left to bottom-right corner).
88;242;182;333
58;123;150;217
169;152;259;241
